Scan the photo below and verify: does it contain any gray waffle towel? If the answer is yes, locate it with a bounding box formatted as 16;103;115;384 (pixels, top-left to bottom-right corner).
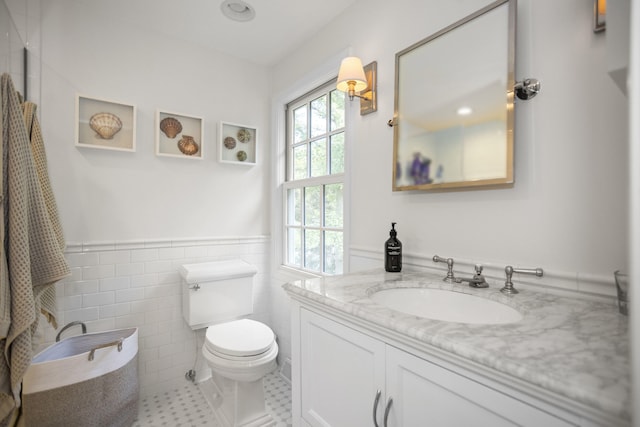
0;74;70;426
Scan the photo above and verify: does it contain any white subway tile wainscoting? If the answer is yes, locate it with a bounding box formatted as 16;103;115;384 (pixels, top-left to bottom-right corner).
39;236;272;397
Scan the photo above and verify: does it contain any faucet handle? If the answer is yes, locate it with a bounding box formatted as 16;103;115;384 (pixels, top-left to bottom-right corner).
501;266;543;294
432;255;452;265
474;264;483;275
433;255;456;283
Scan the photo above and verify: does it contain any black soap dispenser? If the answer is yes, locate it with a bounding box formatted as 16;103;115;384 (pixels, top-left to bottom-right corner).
385;222;402;272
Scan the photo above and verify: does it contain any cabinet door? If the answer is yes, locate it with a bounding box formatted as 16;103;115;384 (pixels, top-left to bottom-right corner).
300;309;386;427
385;346;576;427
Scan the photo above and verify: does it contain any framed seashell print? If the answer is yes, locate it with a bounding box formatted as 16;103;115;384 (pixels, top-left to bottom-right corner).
219;121;257;165
75;94;136;152
155;110;204;159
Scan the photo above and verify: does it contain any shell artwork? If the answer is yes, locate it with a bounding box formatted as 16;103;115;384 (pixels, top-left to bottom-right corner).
224;136;237;149
237;128;252;143
160;117;183;139
89;112;123;139
178;135;199;155
236;150;247;161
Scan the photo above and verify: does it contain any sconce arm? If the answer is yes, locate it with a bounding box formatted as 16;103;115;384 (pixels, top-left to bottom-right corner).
349;91;373;101
514;78;541;100
346;81;373;101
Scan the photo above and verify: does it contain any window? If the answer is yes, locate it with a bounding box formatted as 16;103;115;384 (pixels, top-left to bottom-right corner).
284;81;345;275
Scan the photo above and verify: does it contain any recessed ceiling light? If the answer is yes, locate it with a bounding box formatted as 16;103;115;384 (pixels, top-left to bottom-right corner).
220;0;255;22
457;106;472;116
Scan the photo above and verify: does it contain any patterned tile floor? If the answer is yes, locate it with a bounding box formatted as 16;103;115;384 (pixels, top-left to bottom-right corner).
133;371;292;427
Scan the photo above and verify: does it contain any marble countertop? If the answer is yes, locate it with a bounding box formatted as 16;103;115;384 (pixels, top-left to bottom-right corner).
283;268;630;421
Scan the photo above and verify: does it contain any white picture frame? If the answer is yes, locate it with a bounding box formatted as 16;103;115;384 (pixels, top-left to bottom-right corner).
155;110;204;159
219;121;257;165
75;94;136;152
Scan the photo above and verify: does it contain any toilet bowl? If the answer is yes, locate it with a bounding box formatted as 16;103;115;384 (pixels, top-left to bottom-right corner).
202;319;278;427
203;319;278;383
180;260;278;427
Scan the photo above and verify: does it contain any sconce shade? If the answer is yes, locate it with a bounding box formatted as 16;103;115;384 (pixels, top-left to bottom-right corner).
337;57;368;93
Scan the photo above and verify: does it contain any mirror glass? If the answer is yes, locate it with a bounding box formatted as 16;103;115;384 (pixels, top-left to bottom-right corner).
392;0;515;191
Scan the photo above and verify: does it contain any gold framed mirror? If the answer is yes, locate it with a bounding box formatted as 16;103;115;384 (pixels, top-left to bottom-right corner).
392;0;515;192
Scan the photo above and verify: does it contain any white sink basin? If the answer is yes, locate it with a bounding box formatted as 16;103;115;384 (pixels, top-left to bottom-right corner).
369;288;522;324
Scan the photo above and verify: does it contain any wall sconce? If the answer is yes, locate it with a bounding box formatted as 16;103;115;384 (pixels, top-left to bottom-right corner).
514;78;541;100
593;0;606;32
336;56;377;115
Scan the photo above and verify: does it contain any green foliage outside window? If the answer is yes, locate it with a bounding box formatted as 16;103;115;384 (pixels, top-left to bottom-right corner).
286;86;345;275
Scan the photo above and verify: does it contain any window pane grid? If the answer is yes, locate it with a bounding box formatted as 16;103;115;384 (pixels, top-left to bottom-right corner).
285;81;345;275
310;95;327;138
330;90;345;131
288;116;344;181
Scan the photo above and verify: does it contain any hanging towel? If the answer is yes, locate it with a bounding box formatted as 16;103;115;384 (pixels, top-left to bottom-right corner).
22;101;66;329
0;73;71;426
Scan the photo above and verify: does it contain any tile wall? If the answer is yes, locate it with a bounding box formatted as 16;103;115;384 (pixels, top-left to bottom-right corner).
38;236;271;397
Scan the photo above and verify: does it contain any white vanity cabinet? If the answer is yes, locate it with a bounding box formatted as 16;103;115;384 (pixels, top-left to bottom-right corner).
293;305;584;427
299;308;385;426
384;346;574;427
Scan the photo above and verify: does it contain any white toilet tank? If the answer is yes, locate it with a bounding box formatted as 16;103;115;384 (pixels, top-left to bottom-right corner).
179;259;258;330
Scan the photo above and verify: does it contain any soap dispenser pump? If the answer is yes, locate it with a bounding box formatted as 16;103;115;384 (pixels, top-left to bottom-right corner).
385;222;402;272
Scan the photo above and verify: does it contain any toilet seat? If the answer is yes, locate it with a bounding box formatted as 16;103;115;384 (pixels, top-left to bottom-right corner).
205;319;275;358
203;340;278;368
203;319;278;382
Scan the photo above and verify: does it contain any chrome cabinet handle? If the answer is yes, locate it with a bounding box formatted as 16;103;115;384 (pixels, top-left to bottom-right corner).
383;397;393;427
372;389;382;427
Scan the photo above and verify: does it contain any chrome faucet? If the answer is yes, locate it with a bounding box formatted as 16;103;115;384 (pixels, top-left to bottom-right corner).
455;264;489;288
432;255;456;283
501;265;543;294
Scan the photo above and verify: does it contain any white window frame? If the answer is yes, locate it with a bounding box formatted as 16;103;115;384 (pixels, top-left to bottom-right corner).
283;82;345;275
270;50;353;277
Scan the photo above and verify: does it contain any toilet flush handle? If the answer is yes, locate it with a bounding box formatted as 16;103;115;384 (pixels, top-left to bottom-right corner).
189;283;201;291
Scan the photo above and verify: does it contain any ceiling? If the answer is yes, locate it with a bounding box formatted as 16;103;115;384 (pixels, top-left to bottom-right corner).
92;0;359;67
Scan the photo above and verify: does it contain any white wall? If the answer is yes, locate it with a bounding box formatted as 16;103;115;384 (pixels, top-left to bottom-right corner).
272;0;628;283
269;0;630;380
26;0;274;396
39;0;271;242
627;1;639;425
3;0;41;107
7;0;632;405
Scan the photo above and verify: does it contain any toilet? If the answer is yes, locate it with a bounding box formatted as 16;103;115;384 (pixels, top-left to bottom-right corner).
180;259;278;427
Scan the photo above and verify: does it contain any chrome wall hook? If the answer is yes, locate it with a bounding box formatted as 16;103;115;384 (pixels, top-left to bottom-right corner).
514;78;541;100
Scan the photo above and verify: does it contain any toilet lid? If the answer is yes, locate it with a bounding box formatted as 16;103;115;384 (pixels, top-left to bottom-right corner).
205;319;275;357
